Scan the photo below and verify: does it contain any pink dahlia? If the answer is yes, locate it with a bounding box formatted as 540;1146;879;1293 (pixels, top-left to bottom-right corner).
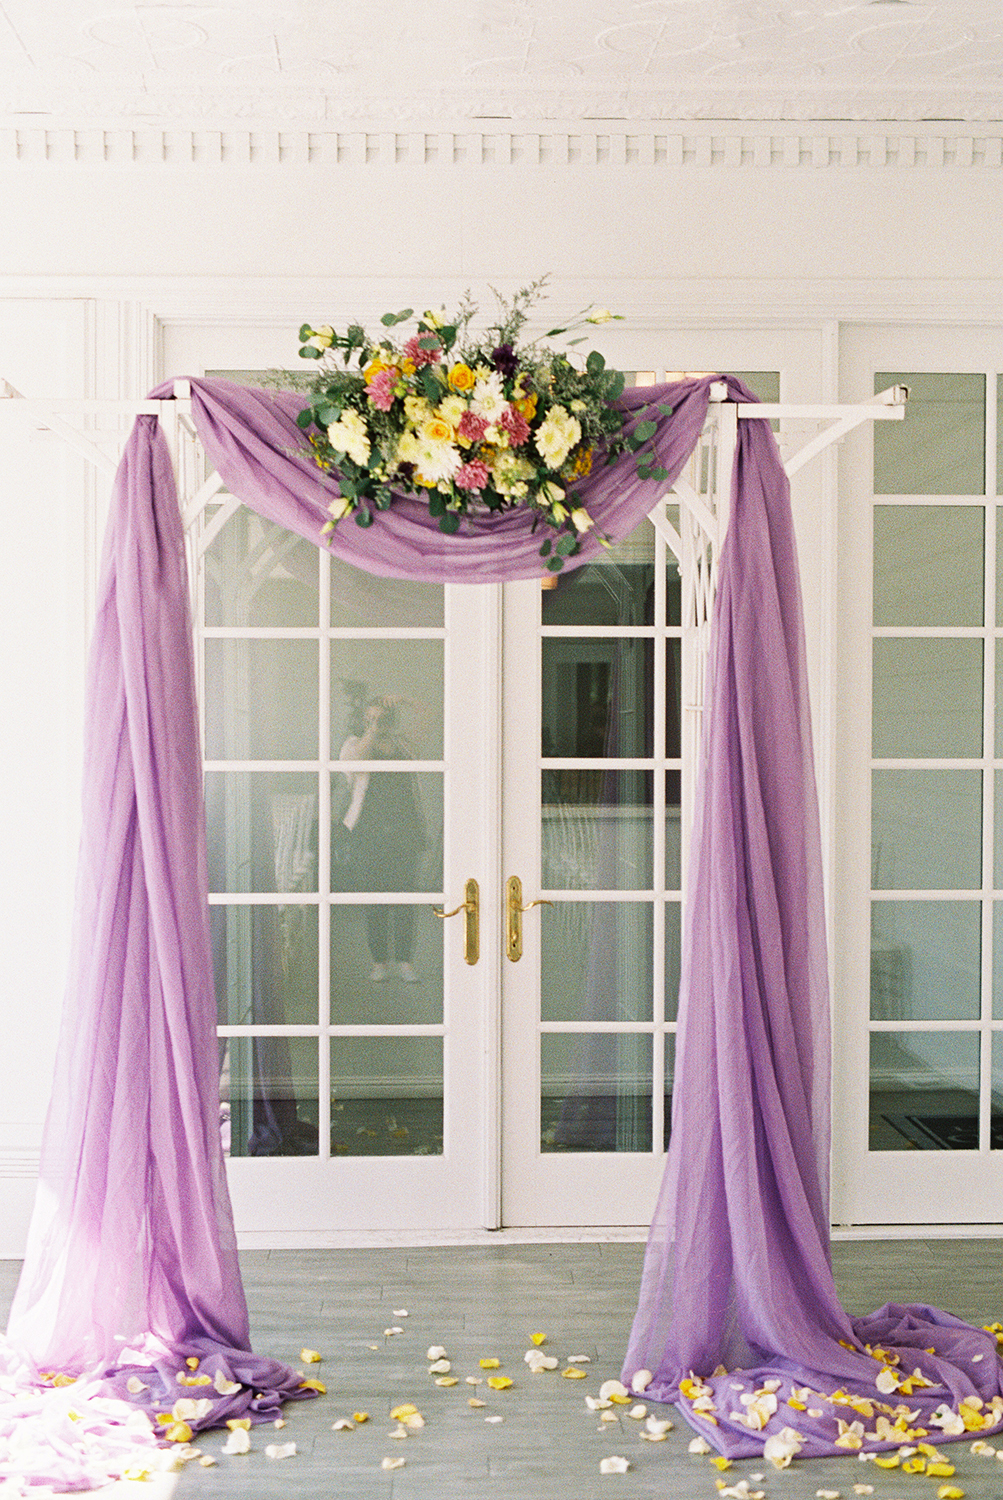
404;333;443;367
457;409;489;443
498;405;530;446
454;460;491;491
365;368;397;411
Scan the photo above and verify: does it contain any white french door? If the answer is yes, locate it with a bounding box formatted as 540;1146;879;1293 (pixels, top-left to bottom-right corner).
163;318;825;1233
833;325;1003;1225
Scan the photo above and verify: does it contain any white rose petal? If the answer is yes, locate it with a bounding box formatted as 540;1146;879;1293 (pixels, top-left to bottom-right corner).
221;1429;251;1455
687;1436;711;1455
381;1456;406;1470
600;1456;630;1474
213;1370;242;1396
265;1442;297;1460
428;1359;451;1374
426;1346;448;1360
627;1404;647;1419
630;1369;653;1393
599;1380;629;1402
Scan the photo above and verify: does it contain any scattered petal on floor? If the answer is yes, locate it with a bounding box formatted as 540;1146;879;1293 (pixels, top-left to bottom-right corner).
487;1376;513;1390
264;1442;297;1459
600;1410;619;1423
436;1376;459;1387
221;1429;251;1455
428;1359;451;1374
390;1404;419;1421
567;1355;592;1363
198;1456;217;1468
353;1412;370;1424
562;1367;588;1379
971;1440;996;1455
531;1333;547;1346
586;1397;612;1411
381;1456;406;1470
639;1429;667;1442
385;1328;404;1337
466;1377;482;1385
226;1418;251;1431
710;1455;733;1471
300;1348;322;1363
480;1358;501;1369
599;1380;629;1402
719;1483;764;1500
630;1369;652;1393
645;1417;672;1435
213;1370;241;1396
299;1377;326;1394
936;1489;964;1500
599;1455;630;1474
816;1490;841;1498
852;1487;874;1496
468;1399;486;1408
485;1415;504;1424
763;1427;805;1469
332;1419;355;1431
427;1346;447;1361
627;1404;647;1419
393;1310;409;1318
687;1436;711;1455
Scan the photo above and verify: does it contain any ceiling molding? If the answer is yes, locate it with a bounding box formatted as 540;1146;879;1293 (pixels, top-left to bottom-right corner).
1;124;1001;169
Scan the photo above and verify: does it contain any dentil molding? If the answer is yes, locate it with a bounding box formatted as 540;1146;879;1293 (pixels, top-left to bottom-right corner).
0;124;1001;168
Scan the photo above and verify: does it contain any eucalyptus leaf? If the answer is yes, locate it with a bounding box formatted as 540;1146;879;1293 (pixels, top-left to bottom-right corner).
555;533;577;556
547;556;564;572
586;350;606;376
427;493;446;517
635;419;657;441
300;346;323;360
298;324;313;342
658;403;675;416
438;511;461;534
295;408;314;429
354;507;374;527
539;538;552;557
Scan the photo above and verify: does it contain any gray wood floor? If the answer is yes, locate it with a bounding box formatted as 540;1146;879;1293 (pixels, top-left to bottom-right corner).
3;1239;1003;1498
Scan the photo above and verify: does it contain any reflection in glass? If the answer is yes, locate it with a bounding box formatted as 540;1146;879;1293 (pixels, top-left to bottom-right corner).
542;638;652;758
332;771;443;895
329;1036;443;1156
872;638;982;758
871;769;981;890
869;1030;979;1150
205;509;319;628
665;503;682;627
874;506;984;628
330;904;442;1024
994;900;1003;1021
221;1035;319;1158
541;771;652;890
870;901;980;1021
665;903;682;1022
331;557;443;628
663;1031;677;1148
542;518;655;627
991;1033;1003;1147
665;772;681;889
874;372;986;496
331;644;444;762
540;902;653;1023
205;639;318;761
540;1033;652;1152
206;771;318;893
211;904;318;1027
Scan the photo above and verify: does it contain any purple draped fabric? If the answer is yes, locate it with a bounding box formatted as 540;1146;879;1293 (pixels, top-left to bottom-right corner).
622;383;1003;1458
5;414;312;1438
3;375;712;1473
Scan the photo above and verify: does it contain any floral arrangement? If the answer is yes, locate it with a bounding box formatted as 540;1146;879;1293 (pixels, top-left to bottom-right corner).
293;281;669;571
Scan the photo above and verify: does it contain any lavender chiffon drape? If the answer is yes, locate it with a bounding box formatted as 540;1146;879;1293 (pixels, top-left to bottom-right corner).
623;385;1003;1458
2;376;712;1484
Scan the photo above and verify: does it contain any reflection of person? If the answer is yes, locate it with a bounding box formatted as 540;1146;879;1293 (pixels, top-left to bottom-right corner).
339;695;427;982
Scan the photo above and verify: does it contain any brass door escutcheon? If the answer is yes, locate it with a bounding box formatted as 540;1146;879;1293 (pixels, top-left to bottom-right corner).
506;875;553;962
434;878;479;965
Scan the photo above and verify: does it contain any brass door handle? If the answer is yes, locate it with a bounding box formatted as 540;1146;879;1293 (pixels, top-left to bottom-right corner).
434;878;479;965
506;875;553;962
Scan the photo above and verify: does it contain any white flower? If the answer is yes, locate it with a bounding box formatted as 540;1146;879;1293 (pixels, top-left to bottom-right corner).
534;405;582;468
570;507;593;533
763;1427;805;1469
306;325;334;349
327;407;371;467
413;435;461;484
587;308;615;323
404;395;433;424
470;371;507;421
491;451;535;497
327;493;354;522
423;307;447;329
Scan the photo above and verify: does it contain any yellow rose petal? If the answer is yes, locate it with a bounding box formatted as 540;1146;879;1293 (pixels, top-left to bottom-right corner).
872;1454;901;1469
531;1333;547;1346
165;1422;194;1444
936;1489;964;1500
435;1377;459;1387
562;1368;588;1379
486;1376;513;1390
226;1418;252;1431
185;1357;200;1370
710;1456;733;1471
352;1412;369;1423
390;1405;419;1421
468;1398;486;1408
928;1463;956;1478
479;1358;501;1369
299;1378;325;1394
300;1349;322;1364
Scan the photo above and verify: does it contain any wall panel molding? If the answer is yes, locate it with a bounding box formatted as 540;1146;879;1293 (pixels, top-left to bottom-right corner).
1;125;1001;169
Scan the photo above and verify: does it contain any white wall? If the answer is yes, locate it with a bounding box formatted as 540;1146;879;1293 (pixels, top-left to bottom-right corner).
1;121;1001;1250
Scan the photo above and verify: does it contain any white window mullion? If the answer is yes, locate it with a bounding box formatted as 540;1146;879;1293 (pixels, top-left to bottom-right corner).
316;546;332;1163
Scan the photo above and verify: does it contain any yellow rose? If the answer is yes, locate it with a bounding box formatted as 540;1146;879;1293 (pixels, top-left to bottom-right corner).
448;363;476;392
515;393;538;421
363;357;390;380
423;417;454;445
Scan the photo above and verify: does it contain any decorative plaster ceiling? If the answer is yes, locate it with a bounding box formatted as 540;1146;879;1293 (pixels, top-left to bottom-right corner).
0;0;1000;126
